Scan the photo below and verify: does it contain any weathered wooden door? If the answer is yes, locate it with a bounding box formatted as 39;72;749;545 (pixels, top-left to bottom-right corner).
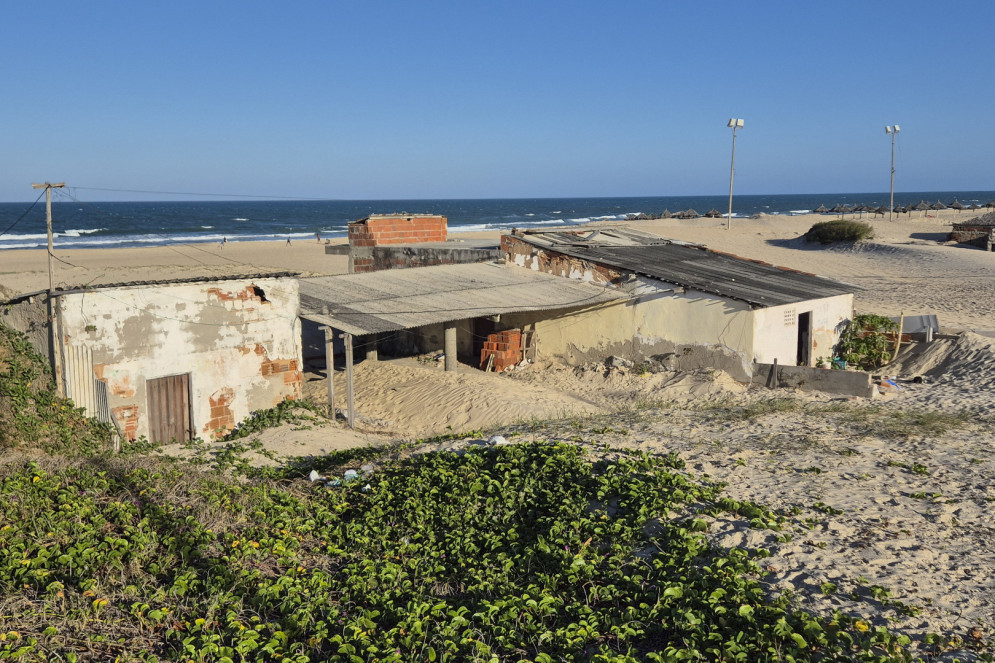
146;374;192;443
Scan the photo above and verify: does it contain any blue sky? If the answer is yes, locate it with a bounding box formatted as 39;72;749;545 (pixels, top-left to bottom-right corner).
3;1;993;202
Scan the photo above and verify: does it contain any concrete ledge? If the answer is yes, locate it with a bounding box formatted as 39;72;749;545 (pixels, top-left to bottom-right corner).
755;363;875;398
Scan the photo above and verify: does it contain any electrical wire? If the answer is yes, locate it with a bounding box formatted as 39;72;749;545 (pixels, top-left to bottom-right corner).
71;186;334;201
0;190;46;238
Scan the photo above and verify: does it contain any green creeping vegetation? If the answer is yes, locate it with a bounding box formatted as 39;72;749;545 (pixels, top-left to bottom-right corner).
222;400;328;441
836;314;899;371
804;220;874;244
0;323;114;454
0;443;920;662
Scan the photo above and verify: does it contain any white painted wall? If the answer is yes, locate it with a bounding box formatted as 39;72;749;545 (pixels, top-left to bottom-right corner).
57;277;302;440
751;294;853;366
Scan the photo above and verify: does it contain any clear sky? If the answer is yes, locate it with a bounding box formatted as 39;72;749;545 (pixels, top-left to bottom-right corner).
3;0;993;202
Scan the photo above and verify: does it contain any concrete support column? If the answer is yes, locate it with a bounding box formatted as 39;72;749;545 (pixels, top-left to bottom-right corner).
444;322;457;372
365;333;379;362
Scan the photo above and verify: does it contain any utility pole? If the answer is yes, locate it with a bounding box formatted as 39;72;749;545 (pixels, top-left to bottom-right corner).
726;119;744;230
885;125;900;222
31;182;66;394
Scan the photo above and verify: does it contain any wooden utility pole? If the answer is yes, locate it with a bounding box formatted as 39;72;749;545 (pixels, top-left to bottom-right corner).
31;182;65;294
31;182;66;394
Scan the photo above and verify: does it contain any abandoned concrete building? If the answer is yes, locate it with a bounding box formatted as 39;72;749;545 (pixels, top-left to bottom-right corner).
501;228;855;376
1;273;302;443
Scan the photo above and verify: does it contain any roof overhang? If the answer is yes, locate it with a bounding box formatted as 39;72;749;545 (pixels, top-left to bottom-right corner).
300;262;630;335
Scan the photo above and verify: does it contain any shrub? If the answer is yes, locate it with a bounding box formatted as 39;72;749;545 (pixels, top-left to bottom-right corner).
836;313;898;369
804;220;874;244
0;322;114;454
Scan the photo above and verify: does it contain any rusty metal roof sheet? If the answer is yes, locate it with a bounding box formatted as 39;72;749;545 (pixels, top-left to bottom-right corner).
299;262;629;335
516;230;854;307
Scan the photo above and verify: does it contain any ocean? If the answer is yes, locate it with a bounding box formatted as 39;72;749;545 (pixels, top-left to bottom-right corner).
1;191;993;251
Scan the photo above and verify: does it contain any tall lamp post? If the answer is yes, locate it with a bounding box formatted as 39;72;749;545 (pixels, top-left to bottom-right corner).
885;125;900;222
726;118;744;230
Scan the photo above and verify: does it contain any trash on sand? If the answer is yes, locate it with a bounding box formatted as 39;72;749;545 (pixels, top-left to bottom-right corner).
488;435;511;446
308;470;323;482
343;469;360;482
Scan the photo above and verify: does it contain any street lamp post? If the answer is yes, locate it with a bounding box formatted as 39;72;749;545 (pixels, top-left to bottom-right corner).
727;119;744;230
885;125;900;222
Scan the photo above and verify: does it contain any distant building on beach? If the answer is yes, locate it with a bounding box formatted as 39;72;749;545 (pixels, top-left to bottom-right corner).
501;228;855;373
1;273;302;443
949;213;995;251
326;213;502;273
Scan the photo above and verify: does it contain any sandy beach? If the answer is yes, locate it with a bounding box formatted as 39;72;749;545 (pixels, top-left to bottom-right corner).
7;208;995;653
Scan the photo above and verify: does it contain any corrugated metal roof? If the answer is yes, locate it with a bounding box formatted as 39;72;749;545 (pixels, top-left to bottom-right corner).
1;272;299;305
516;230;854;307
299;262;629;335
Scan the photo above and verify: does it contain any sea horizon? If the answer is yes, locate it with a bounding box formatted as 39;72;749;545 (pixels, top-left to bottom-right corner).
1;190;992;251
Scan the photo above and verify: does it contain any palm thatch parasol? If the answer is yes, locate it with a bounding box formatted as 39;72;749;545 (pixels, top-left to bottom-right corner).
704;208;722;218
660;209;672;218
873;206;887;216
949;199;964;211
931;200;947;210
814;204;829;213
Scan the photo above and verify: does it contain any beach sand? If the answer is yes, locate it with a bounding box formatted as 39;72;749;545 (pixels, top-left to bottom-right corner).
7;208;995;651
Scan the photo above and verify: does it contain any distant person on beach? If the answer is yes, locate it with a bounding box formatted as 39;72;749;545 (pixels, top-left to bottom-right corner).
316;232;321;243
286;238;292;246
219;237;227;249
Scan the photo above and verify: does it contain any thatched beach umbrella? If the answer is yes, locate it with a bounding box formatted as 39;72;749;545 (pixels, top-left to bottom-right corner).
949;199;964;211
970;203;982;210
814;204;829;214
931;200;947;210
829;203;844;215
660;209;672;218
986;201;995;209
678;208;700;219
873;206;887;216
704;208;722;218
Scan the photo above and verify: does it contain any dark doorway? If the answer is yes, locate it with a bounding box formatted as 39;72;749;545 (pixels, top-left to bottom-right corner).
796;312;812;366
147;373;192;443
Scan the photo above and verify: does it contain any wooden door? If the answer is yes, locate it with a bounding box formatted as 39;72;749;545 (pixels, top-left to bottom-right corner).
147;374;192;443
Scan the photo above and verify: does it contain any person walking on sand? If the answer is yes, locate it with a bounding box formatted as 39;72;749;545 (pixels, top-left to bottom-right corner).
316;232;321;243
286;238;292;246
219;236;227;249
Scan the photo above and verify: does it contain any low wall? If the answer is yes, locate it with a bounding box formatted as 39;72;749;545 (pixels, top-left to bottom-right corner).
755;363;875;398
349;246;503;273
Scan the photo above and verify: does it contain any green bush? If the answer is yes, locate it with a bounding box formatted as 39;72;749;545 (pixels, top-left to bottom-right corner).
804;220;874;244
0;322;114;454
836;313;898;369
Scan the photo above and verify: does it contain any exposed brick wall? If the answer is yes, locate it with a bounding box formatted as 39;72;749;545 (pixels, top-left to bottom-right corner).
205;387;236;438
480;329;524;372
348;215;447;247
112;405;139;441
503;234;625;285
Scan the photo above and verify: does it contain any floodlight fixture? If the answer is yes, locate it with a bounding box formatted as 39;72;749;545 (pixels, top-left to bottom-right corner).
726;119;744;229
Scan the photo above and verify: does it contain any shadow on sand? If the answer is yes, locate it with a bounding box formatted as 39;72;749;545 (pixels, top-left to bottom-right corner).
909;232;951;243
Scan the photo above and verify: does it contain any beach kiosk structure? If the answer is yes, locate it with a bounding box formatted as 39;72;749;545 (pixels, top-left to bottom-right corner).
1;273;303;443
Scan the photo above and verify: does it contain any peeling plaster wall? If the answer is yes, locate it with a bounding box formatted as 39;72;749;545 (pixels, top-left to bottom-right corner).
752;294;853;366
501;237;756;372
57;277;302;440
0;297;50;357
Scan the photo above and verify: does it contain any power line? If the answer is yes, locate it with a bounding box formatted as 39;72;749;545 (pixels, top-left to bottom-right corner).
0;190;46;238
71;186;336;201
